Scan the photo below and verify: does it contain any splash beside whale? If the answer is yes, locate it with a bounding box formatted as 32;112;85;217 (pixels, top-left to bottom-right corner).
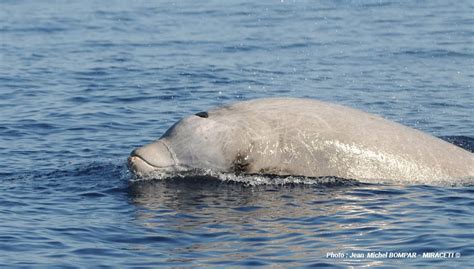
128;98;474;184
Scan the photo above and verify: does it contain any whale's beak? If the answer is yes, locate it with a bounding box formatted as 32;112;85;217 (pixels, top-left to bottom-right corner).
128;140;176;176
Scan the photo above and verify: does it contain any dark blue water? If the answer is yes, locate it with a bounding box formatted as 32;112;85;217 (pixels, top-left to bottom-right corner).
1;1;473;267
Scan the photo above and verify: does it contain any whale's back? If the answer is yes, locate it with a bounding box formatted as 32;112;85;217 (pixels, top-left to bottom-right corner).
204;98;474;183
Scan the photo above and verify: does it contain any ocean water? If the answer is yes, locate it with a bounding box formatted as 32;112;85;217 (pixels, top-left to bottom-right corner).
1;0;473;268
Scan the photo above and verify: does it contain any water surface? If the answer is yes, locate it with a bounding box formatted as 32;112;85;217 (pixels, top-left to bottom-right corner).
1;0;473;267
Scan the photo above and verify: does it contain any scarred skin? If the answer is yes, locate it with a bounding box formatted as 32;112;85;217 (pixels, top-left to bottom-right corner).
128;98;474;183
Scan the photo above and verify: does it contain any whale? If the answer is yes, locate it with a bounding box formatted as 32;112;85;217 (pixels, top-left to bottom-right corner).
128;98;474;183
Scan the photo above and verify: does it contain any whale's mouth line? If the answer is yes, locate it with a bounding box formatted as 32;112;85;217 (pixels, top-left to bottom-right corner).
130;154;173;169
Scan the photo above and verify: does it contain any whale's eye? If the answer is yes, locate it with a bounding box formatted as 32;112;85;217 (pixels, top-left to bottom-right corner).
195;111;209;118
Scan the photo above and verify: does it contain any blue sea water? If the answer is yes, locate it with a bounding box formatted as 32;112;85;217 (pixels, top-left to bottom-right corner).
1;0;473;268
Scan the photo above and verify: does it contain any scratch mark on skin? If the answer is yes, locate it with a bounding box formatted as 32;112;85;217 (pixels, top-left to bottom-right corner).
322;140;444;181
297;129;318;175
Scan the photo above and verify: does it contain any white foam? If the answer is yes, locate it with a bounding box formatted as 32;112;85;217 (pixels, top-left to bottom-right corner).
129;167;474;187
129;168;358;186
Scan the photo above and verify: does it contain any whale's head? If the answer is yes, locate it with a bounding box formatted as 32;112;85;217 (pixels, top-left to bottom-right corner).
128;110;243;178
